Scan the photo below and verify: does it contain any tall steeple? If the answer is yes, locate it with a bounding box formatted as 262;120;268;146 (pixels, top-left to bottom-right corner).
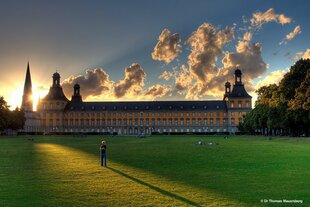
21;61;33;111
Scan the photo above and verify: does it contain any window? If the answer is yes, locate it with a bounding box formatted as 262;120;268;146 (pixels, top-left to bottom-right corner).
246;101;250;108
186;118;190;126
216;118;220;126
192;118;196;126
231;118;235;126
238;101;242;108
223;119;227;126
231;112;234;116
163;119;166;126
180;118;184;126
50;103;53;110
198;118;202;126
157;119;161;126
140;119;143;126
168;118;172;126
43;103;46;110
174;119;178;126
91;120;95;127
230;102;234;108
146;118;149;126
210;118;213;126
204;118;207;126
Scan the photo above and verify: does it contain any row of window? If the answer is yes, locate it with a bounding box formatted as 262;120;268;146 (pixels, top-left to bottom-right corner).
230;101;250;108
44;118;243;128
44;111;247;118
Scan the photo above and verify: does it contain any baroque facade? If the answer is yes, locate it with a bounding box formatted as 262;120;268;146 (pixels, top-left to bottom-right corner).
22;63;252;135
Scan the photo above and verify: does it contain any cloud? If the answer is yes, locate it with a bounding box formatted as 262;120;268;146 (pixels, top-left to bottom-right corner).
144;84;172;99
243;31;253;41
186;22;234;83
152;28;181;63
175;65;193;93
158;70;174;81
250;8;292;28
280;25;302;45
113;63;146;98
62;68;113;99
254;69;287;90
294;49;310;60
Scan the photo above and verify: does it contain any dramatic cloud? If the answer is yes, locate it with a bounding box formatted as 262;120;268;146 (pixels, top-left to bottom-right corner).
62;68;113;99
280;25;302;45
250;8;292;28
158;70;174;81
243;32;253;41
186;22;234;83
222;40;268;80
152;28;181;63
175;65;192;93
144;84;172;99
114;63;146;98
254;69;287;90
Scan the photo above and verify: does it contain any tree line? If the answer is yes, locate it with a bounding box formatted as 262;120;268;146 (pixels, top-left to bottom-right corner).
242;59;310;136
0;96;25;133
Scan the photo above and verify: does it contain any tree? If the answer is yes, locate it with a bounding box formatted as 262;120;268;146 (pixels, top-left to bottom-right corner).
0;96;10;131
243;59;310;136
0;96;26;132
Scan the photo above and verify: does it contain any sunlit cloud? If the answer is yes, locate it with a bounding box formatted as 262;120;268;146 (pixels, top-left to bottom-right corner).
250;8;291;28
254;69;287;90
152;28;181;64
280;25;301;45
62;68;114;99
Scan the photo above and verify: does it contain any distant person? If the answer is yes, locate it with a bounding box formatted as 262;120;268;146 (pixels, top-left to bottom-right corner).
100;140;107;167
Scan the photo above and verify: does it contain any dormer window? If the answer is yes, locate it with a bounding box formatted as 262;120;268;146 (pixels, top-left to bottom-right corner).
92;106;95;110
169;106;172;110
216;105;219;109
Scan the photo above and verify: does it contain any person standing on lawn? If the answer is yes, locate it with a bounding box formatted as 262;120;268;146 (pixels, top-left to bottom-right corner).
100;140;107;167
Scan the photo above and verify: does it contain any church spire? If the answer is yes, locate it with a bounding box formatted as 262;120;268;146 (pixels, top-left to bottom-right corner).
21;61;33;111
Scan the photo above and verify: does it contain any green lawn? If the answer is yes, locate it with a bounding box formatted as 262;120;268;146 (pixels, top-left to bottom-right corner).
0;135;309;207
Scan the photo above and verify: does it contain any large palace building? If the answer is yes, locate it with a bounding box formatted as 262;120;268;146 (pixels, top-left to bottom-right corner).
22;63;252;135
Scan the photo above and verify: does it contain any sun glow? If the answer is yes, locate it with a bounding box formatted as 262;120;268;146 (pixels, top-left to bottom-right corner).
33;84;49;111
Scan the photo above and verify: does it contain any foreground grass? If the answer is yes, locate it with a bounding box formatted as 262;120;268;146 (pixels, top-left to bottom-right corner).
0;135;309;206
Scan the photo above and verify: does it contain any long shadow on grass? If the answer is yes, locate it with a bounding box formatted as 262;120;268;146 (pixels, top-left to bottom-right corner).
107;166;201;207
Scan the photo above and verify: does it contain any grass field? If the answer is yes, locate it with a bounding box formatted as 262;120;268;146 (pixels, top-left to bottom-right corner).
0;135;309;207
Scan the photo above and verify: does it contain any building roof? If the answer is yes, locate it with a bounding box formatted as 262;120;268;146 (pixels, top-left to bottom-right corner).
228;84;252;98
42;86;69;101
64;100;227;111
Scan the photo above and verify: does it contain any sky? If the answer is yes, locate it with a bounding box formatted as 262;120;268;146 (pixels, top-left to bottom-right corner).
0;0;310;110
